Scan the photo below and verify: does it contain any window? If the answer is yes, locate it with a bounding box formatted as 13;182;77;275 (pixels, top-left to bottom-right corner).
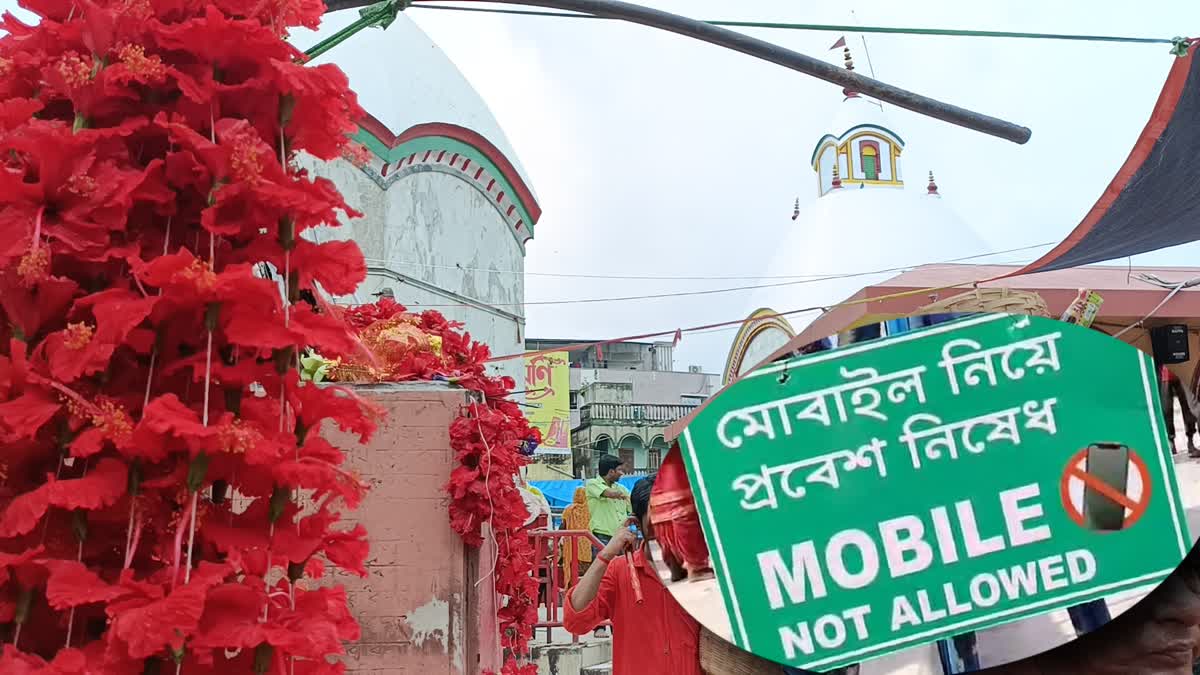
681;395;705;406
619;447;635;470
648;448;662;470
860;141;881;181
569;392;578;410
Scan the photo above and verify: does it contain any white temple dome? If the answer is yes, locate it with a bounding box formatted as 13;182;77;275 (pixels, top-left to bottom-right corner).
289;10;538;203
725;44;988;380
287;9;542;389
751;186;986;330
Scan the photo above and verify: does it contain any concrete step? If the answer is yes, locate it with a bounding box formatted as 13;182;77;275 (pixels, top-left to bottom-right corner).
530;639;612;675
581;662;612;675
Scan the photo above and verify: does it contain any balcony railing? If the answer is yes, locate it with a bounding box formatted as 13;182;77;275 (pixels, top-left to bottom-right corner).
578;402;699;427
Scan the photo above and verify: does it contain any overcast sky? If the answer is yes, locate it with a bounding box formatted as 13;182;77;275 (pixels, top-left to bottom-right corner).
5;1;1198;374
404;0;1200;373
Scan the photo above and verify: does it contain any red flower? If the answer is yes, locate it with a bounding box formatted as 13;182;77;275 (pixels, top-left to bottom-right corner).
128;393;215;463
0;645;45;675
271;60;362;161
0;457;127;537
106;562;229;659
0;272;79;341
0;0;372;666
189;581;265;652
42;560;126;610
285;375;378;445
0;390;61;444
38;289;156;383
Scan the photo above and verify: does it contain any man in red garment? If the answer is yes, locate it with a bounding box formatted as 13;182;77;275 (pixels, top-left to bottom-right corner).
563;475;703;674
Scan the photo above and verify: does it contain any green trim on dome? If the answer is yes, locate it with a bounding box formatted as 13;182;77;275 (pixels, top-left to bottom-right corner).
809;123;906;167
351;124;537;236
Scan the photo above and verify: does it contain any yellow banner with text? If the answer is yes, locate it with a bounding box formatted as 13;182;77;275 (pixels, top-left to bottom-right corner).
525;351;571;453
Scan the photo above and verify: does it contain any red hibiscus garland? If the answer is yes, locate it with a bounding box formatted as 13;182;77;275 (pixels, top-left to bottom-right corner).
329;299;540;675
0;0;380;673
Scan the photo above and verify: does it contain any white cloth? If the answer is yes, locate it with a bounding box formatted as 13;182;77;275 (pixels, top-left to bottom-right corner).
516;479;552;526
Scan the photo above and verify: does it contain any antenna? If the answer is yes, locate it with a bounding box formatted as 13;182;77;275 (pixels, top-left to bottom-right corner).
851;9;884;111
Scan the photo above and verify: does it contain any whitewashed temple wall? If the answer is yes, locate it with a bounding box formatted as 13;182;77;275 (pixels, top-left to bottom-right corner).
300;155;526;386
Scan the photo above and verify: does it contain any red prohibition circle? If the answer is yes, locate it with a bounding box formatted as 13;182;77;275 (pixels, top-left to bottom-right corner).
1059;446;1153;530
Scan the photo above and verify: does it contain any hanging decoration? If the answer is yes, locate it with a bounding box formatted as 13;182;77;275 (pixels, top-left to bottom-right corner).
0;0;381;672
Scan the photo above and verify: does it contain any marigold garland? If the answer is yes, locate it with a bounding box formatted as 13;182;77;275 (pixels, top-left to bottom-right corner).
322;298;540;675
0;0;378;673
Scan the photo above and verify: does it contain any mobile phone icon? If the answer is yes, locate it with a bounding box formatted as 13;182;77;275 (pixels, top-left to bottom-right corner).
1083;443;1130;531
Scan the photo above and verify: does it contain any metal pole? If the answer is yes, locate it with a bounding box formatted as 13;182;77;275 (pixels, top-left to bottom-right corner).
323;0;1031;144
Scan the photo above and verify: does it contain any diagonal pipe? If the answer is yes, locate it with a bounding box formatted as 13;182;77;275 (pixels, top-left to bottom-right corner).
323;0;1031;144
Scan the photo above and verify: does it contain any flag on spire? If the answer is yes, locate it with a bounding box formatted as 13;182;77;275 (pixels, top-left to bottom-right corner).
829;36;847;50
672;329;682;347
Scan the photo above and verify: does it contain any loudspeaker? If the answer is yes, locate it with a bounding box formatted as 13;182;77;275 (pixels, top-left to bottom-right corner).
1151;324;1190;364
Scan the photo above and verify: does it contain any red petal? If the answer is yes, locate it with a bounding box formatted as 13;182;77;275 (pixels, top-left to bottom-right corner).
289;304;358;355
222;302;292;351
108;563;228;659
286;378;377;445
292;239;366;297
0;485;52;537
130;393;215;462
68;427;106;458
42;560;124;610
190;582;265;650
110;584;208;659
0;645;45;675
0;390;61;443
322;525;369;579
46;457;127;511
0;274;79;341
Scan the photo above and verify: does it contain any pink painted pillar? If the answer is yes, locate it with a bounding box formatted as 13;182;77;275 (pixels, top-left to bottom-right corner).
322;383;503;675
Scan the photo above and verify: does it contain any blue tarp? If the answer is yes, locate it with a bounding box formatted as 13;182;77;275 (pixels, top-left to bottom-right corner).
531;477;642;510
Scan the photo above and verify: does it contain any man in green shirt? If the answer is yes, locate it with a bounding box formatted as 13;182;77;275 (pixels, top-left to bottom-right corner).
586;454;630;550
583;454;630;639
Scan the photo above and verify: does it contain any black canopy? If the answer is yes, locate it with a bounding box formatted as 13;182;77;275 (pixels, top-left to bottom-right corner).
999;40;1200;279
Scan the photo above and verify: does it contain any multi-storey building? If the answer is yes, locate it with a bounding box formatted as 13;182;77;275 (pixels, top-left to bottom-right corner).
524;339;719;478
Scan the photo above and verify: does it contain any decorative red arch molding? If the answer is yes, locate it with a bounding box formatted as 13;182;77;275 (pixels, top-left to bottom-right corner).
357;114;543;225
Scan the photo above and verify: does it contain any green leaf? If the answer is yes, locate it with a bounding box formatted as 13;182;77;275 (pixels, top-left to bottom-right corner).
72;510;88;543
360;0;409;30
186;452;210;493
269;484;290;524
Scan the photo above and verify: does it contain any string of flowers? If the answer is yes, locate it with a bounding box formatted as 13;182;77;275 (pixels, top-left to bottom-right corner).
307;297;540;675
0;0;378;672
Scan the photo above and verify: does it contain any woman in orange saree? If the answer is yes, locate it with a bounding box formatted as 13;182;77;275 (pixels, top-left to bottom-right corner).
561;487;593;587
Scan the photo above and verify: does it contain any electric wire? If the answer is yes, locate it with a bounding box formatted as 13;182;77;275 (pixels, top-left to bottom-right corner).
360;241;1055;282
409;3;1184;47
397;257;1034;309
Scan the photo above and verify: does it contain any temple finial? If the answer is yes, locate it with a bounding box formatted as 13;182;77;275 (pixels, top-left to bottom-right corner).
927;170;940;196
791;197;800;220
831;164;843;189
842;46;861;99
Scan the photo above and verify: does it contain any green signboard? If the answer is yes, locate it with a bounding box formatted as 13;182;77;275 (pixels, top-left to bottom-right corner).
679;314;1191;671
